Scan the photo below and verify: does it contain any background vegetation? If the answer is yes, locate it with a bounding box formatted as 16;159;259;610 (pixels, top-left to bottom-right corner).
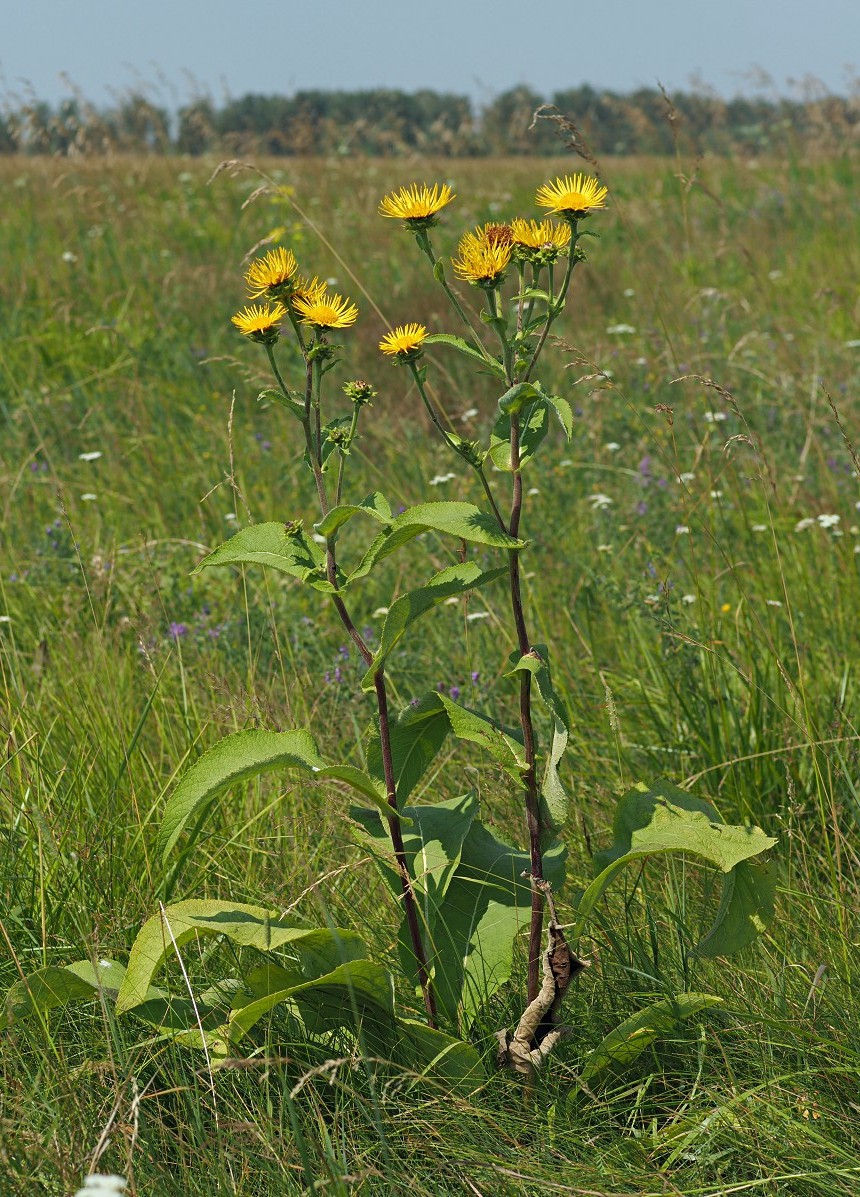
1;142;859;1194
2;79;858;157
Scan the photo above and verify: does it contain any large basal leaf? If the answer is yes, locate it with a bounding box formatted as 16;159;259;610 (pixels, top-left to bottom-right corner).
575;780;777;955
351;792;479;931
366;693;451;805
4;959;126;1023
695;857;777;958
396;1017;485;1095
159;730;402;863
487;400;549;472
427;821;566;1027
158;729;324;861
193;523;338;592
348;502;524;584
580;993;723;1082
115;900;326;1015
360;563;506;690
506;646;570;834
314;491;392;540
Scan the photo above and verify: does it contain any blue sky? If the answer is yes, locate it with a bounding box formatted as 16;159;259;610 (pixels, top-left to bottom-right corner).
4;0;859;107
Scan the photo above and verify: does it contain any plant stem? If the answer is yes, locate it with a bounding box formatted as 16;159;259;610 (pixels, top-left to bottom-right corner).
373;669;438;1026
485;287;513;385
523;231;578;383
414;230;496;365
508;410;544;1003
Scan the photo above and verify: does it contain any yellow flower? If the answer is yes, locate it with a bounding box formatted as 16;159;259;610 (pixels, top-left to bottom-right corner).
231;302;287;343
510;217;571;251
452;227;512;286
244;246;297;299
289;272;330;308
378;182;455;227
293;289;358;329
379;323;427;359
535;173;608;218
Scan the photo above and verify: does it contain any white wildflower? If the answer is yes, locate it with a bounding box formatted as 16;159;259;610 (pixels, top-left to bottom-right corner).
465;611;491;622
74;1177;127;1197
678;472;696;483
78;451;102;462
844;339;860;349
225;512;238;523
817;514;840;529
81;493;97;501
588;493;613;509
606;323;636;335
703;411;728;423
597;543;612;553
623;288;635;297
0;615;11;623
752;524;768;532
675;525;690;535
681;594;696;604
766;599;783;607
794;518;815;532
372;607;389;618
527;487;540;496
710;490;723;499
61;250;78;264
429;472;457;486
460;407;479;420
605;442;620;452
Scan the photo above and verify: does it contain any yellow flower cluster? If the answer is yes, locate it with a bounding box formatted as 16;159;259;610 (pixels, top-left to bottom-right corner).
452;225;513;286
233;248;359;339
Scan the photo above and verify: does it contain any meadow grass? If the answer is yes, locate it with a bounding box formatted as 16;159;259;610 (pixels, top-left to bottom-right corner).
1;150;859;1195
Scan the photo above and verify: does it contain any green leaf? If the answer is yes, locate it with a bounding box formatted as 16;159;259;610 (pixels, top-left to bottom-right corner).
366;693;451;804
396;1017;485;1095
349;502;524;584
534;383;574;440
316;764;410;826
257;387;305;419
574;780;777;952
488;400;549;472
506;646;570;833
360;563;506;689
351;792;479;930
193;523;337;593
435;692;527;781
314;491;392;540
424;333;506;379
158;729;324;861
498;382;539;415
291;960;396;1048
695;857;777;958
580;993;723;1082
429;822;566;1026
115;900;324;1014
4;959;126;1023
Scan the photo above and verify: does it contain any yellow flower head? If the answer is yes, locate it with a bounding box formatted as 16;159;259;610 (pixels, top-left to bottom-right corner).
244;246;297;299
293;289;359;329
452;226;512;287
379;323;427;361
231;302;288;344
535;173;608;219
287;274;327;310
510;217;571;252
378;182;455;228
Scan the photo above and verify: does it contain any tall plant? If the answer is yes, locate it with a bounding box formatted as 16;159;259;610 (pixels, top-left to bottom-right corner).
7;172;777;1087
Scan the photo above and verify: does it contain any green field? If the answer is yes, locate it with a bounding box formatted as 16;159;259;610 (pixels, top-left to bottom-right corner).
2;150;860;1195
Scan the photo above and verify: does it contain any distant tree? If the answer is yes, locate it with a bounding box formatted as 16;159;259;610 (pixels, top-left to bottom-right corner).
177;99;218;155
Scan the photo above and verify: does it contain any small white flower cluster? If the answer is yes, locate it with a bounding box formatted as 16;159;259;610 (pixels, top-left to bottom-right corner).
795;514;840;532
429;472;457;486
588;493;612;510
606;323;636;335
703;411;728;423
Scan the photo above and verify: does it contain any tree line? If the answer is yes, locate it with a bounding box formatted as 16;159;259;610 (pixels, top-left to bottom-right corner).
2;84;857;157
